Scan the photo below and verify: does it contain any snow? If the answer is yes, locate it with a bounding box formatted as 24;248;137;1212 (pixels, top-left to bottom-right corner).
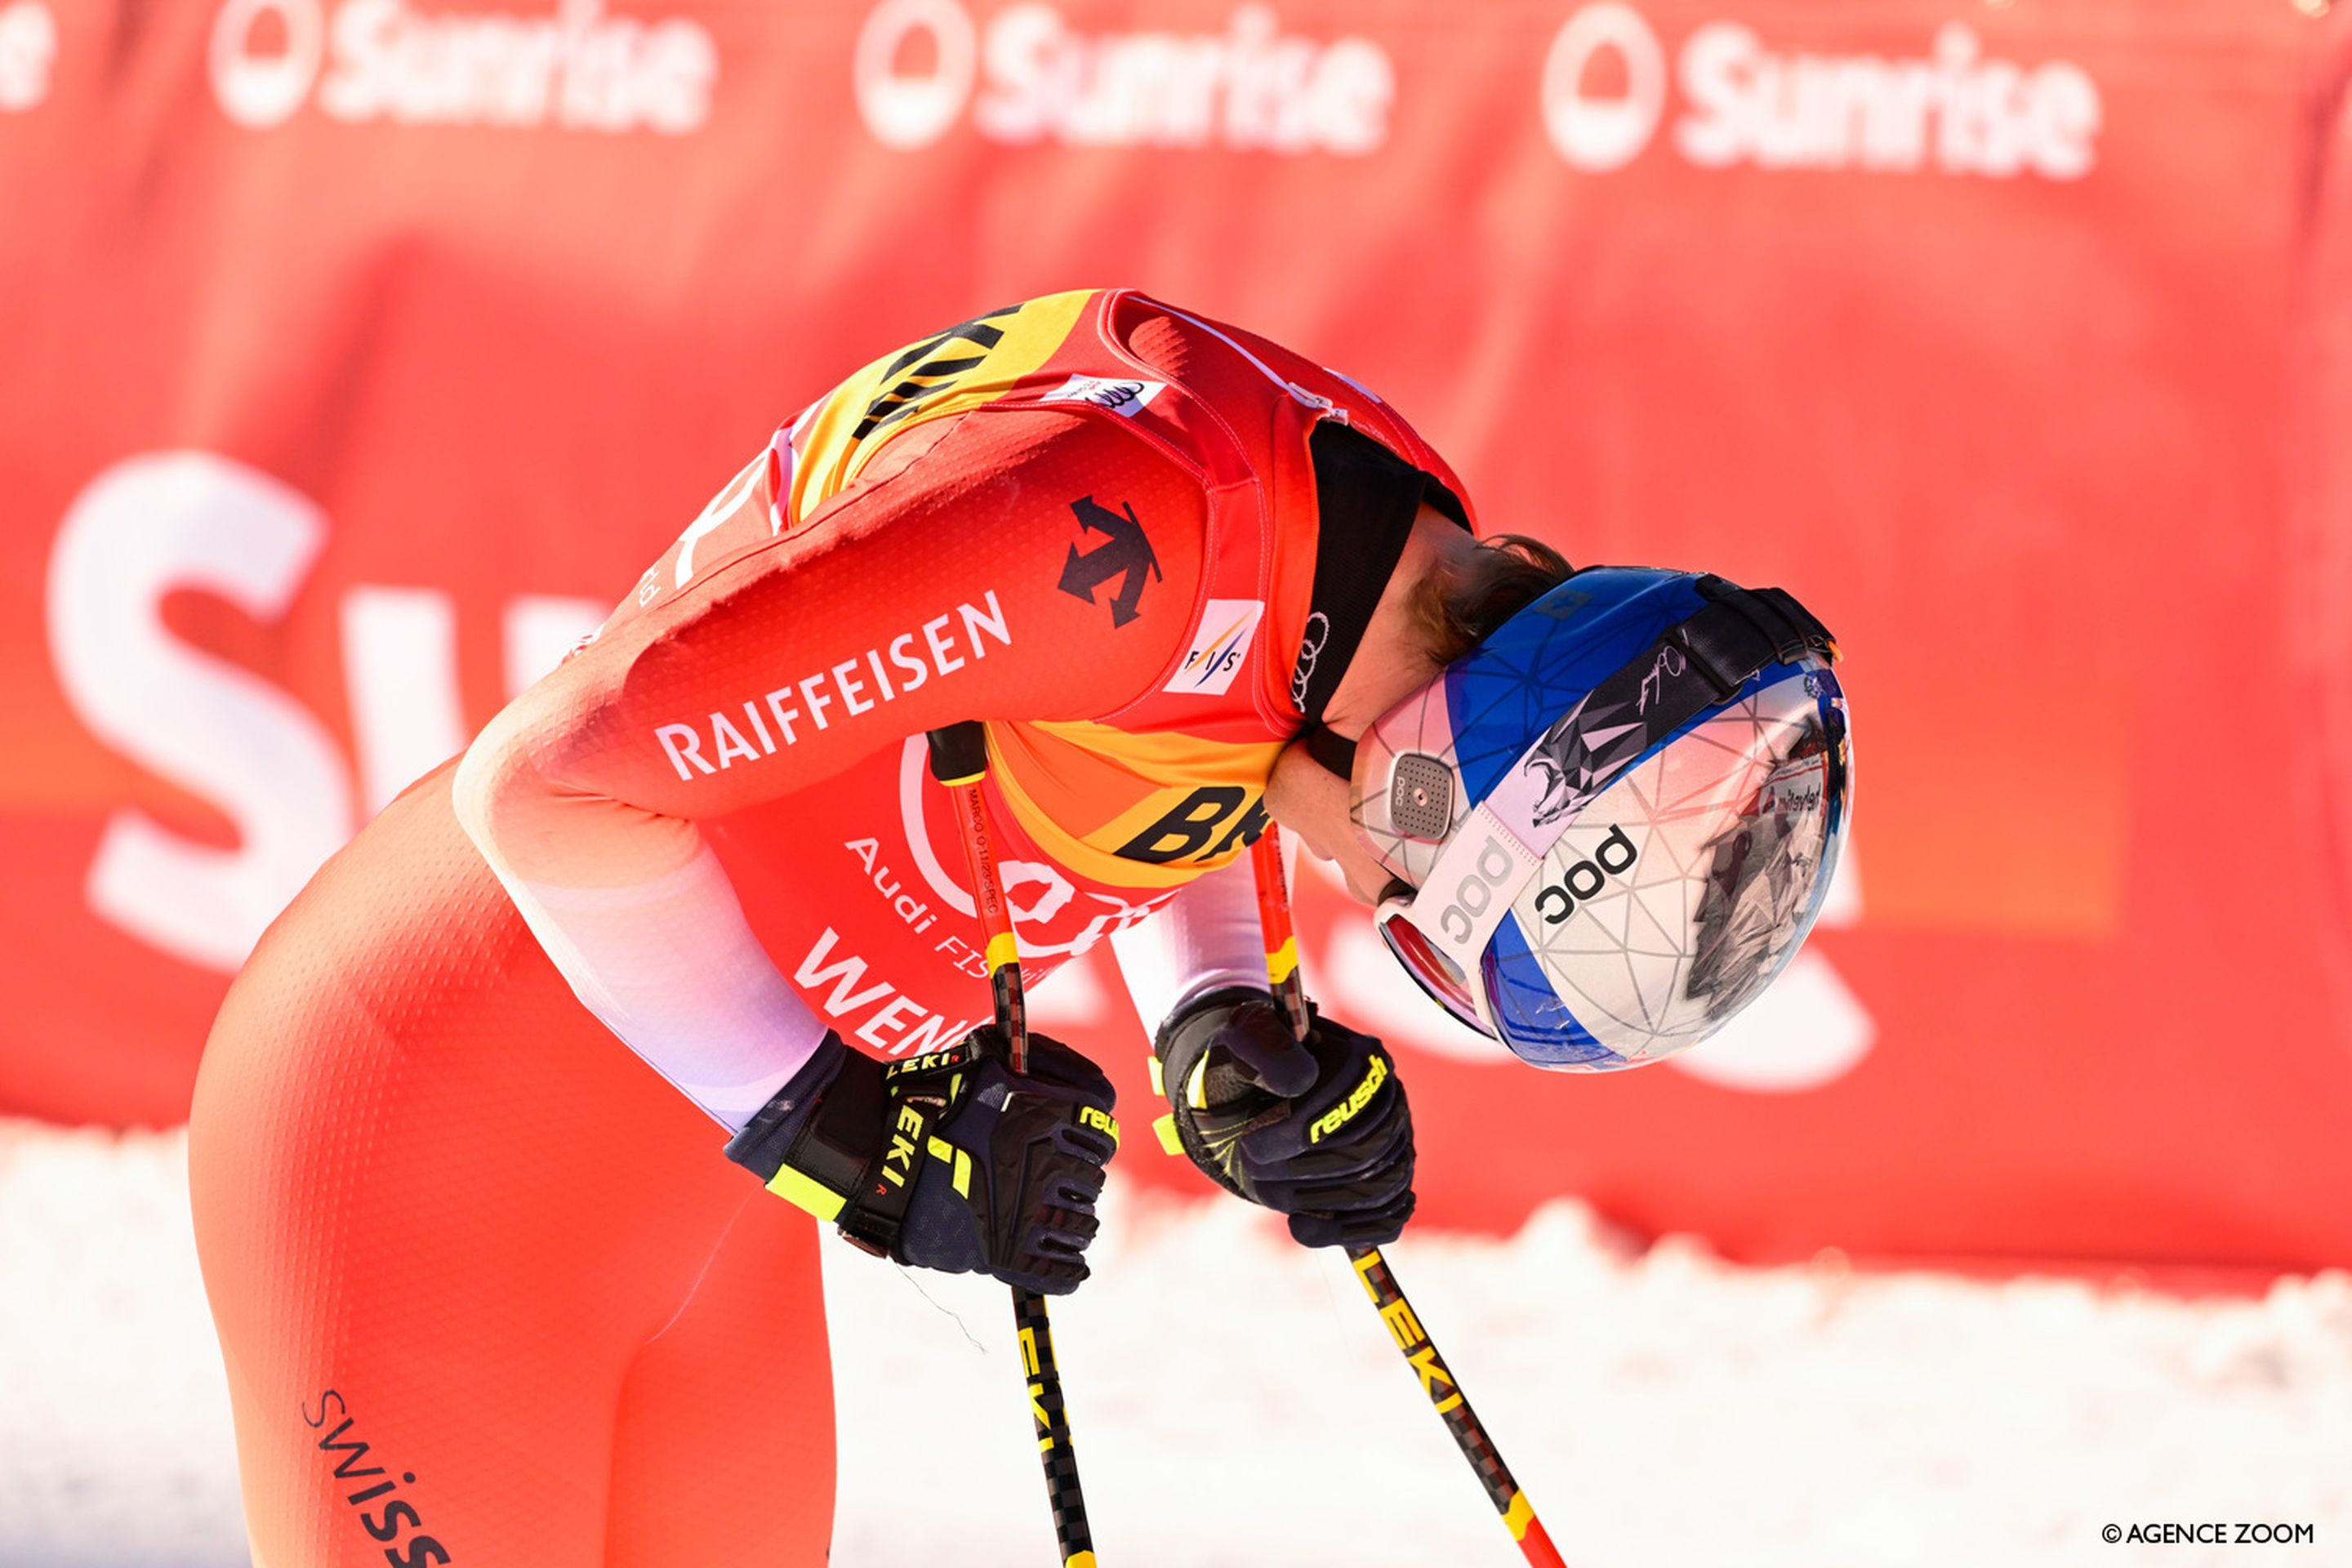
3;1120;2347;1567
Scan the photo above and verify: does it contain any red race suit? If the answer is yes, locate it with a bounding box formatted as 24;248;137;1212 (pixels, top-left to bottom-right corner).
190;288;1472;1567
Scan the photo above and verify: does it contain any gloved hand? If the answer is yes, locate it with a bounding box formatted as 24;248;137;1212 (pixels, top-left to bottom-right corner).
1152;987;1414;1248
725;1027;1119;1295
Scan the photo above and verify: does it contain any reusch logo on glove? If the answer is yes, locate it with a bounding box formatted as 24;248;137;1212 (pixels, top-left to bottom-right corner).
1077;1105;1120;1147
1532;825;1639;924
1308;1054;1389;1145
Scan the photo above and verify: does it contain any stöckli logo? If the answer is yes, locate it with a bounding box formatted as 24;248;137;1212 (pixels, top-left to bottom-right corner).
853;0;1392;154
208;0;718;132
1541;4;2101;180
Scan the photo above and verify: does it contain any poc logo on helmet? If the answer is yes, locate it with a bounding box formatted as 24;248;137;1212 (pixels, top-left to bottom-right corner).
1440;837;1521;943
1533;825;1638;924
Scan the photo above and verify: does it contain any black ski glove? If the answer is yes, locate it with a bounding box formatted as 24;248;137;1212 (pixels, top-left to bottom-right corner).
725;1027;1119;1295
1152;987;1414;1249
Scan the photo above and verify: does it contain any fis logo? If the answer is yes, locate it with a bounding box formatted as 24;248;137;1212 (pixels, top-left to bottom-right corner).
1533;825;1639;924
1164;599;1264;696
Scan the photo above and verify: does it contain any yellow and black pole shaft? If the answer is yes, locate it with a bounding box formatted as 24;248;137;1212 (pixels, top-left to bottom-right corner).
926;722;1097;1568
1248;826;1568;1568
1342;1245;1565;1567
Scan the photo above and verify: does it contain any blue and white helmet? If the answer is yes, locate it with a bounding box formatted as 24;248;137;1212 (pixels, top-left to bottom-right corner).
1336;567;1850;1071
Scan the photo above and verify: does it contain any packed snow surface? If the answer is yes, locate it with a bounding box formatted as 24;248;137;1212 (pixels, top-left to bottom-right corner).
2;1120;2347;1567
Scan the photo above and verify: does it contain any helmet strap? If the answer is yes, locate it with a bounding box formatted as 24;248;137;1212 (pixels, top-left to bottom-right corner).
1303;724;1358;782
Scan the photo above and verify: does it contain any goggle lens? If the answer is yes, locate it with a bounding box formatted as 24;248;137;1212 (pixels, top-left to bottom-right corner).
1374;901;1488;1032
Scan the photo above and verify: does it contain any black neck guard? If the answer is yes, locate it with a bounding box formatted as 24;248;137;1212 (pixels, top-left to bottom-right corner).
1293;422;1468;743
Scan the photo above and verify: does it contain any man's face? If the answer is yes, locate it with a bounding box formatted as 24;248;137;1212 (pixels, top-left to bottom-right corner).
1263;740;1399;906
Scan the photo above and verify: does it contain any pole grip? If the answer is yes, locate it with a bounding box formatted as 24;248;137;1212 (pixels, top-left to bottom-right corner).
926;720;989;786
924;723;1028;1069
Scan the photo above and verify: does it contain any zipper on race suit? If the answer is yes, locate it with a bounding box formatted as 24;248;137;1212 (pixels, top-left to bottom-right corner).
1285;383;1349;424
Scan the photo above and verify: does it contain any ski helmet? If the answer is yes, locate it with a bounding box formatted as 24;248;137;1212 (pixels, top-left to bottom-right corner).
1321;567;1849;1071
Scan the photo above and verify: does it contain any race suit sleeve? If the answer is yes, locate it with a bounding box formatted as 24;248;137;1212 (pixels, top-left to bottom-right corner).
1111;851;1282;1040
455;410;1203;1126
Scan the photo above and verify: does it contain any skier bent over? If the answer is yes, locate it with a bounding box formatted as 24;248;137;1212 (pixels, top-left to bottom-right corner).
191;287;1847;1566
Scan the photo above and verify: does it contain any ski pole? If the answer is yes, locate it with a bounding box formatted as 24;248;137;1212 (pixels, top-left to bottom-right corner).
926;722;1098;1568
1248;826;1568;1568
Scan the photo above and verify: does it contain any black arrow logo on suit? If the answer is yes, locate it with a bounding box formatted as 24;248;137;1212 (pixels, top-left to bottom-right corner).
1057;496;1162;628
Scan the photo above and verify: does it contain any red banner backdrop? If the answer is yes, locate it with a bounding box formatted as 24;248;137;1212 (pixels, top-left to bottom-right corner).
5;0;2348;1268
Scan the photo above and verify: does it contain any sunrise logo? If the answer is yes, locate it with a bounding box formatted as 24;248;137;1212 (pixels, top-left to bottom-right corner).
207;0;718;133
1541;5;2102;180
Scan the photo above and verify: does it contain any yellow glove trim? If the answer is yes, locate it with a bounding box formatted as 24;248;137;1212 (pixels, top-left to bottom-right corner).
764;1165;848;1223
925;1134;974;1198
1153;1111;1185;1156
1147;1054;1165;1098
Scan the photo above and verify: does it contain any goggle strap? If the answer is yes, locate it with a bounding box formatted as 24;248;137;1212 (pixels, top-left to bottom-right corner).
1307;583;1825;788
1388;800;1544;973
1690;578;1838;674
